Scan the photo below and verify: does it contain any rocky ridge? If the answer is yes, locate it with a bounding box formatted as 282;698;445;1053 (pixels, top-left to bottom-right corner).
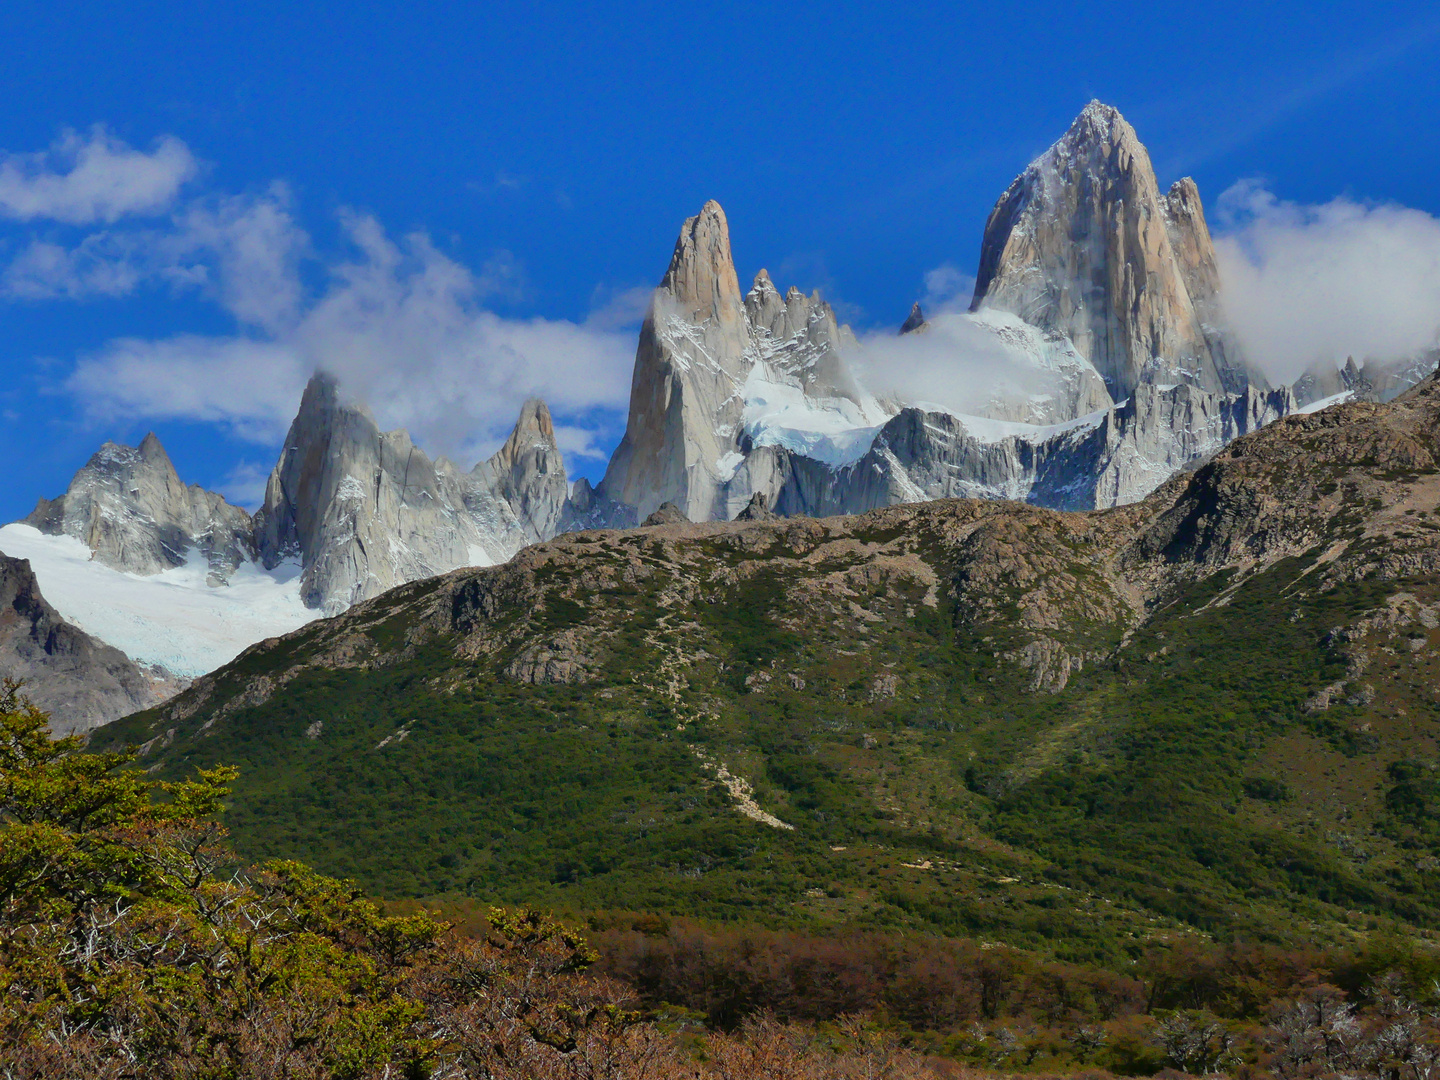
255;374;570;614
96;373;1440;944
0;552;169;733
133;373;1440;735
25;433;254;583
585;102;1314;530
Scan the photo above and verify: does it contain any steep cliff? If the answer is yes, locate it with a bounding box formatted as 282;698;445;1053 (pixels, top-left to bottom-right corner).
0;551;162;733
970;101;1245;399
255;373;569;614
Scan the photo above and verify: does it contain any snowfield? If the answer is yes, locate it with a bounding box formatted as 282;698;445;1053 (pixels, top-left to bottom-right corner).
0;523;320;678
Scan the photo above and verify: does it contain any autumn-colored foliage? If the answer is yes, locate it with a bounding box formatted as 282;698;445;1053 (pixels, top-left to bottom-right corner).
5;681;1440;1079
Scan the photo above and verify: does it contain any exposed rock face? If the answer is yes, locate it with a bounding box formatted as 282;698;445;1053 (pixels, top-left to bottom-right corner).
255;373;570;614
595;204;889;525
1162;177;1221;315
761;382;1295;515
471;399;570;544
642;502;690;527
0;552;163;733
733;491;778;521
970;101;1244;399
597;201;753;523
899;302;928;335
25;433;254;582
1292;352;1440;408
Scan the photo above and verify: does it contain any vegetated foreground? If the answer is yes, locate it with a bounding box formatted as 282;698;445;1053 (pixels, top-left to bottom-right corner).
9;682;1440;1079
98;377;1440;957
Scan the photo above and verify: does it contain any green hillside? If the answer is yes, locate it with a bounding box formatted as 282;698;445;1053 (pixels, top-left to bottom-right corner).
93;386;1440;962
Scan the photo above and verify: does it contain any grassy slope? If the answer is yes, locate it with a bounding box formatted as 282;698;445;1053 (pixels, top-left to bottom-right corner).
93;498;1440;965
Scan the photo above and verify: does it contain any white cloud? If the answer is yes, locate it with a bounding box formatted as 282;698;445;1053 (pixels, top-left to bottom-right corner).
552;424;613;461
2;235;148;299
853;312;1058;417
0;127;197;224
64;212;641;467
171;185;308;332
0;184;305;316
1214;181;1440;382
68;335;308;444
918;264;976;314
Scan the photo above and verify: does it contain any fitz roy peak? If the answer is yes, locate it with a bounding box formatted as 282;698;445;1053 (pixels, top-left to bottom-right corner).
971;101;1245;398
6;99;1435;710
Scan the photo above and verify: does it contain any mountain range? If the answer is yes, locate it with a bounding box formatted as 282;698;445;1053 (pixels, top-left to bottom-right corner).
2;100;1434;726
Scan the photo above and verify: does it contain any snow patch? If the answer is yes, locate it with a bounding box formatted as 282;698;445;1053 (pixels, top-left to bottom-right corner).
0;523;319;679
1298;390;1355;415
740;367;887;468
335;476;367;501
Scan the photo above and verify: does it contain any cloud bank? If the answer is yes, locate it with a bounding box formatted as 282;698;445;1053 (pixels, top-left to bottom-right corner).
0;128;641;472
1214;181;1440;382
64;212;640;463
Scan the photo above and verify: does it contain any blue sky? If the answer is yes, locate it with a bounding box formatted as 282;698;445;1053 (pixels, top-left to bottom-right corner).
3;0;1439;524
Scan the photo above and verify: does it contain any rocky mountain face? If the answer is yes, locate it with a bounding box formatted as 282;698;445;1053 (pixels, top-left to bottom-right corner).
100;373;1440;943
582;103;1321;529
9;380;572;713
255;374;569;614
0;552;167;733
1293;350;1440;408
970;101;1244;399
14;98;1437;708
593;202;887;525
25;433;254;582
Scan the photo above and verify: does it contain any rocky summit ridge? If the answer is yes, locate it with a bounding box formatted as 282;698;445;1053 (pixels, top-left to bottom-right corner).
255;373;569;614
25;433;255;584
0;552;169;733
971;100;1243;399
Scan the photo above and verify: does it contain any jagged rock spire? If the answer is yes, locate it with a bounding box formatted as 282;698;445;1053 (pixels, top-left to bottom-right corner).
900;302;927;335
255;372;569;613
598;200;757;521
25;430;253;580
659;199;745;330
970;100;1242;399
475;398;569;543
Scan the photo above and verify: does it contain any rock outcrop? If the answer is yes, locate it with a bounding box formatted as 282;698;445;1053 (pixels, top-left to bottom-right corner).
970;101;1246;400
596;201;754;523
733;491;778;521
24;433;254;582
255;373;570;614
899;302;928;335
0;551;162;733
642;502;690;527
